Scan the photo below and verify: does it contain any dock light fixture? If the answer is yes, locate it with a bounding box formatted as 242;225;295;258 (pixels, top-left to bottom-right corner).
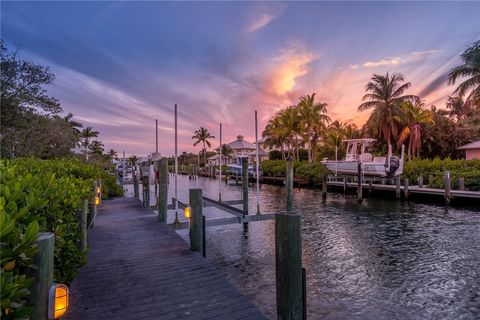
184;207;191;219
95;195;100;206
96;186;101;194
48;284;69;319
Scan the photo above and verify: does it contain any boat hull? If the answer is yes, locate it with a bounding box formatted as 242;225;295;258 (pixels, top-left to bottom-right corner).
322;161;388;177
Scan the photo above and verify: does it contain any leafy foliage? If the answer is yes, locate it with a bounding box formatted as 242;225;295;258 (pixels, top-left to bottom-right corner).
403;158;480;191
261;160;327;185
0;158;122;318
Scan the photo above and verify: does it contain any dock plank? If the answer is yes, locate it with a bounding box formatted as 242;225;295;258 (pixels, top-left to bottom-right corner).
64;197;267;320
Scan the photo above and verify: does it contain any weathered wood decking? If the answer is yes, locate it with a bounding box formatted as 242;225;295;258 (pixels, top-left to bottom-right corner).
65;197;267;320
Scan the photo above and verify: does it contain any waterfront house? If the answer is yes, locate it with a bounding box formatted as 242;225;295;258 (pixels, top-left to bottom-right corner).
208;135;268;165
457;140;480;160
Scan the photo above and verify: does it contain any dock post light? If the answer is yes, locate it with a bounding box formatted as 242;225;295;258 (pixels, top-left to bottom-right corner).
48;284;69;319
184;207;191;219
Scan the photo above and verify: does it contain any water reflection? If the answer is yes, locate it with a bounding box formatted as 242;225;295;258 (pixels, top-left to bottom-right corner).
134;175;480;319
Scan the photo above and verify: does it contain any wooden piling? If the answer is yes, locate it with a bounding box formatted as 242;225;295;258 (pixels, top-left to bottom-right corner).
78;200;88;252
286;157;294;211
459;177;465;191
404;178;409;200
133;171;139;198
418;176;423;188
143;177;150;207
343;177;347;193
357;163;363;202
321;171;327;200
189;188;204;254
30;233;54;320
202;215;206;258
395;176;401;199
90;181;98;228
242;159;249;219
302;267;307;320
275;213;303;320
158;159;168;222
444;171;451;203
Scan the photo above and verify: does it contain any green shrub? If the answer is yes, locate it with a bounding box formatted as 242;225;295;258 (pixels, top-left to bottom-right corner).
261;160;327;185
403;158;480;191
0;158;122;318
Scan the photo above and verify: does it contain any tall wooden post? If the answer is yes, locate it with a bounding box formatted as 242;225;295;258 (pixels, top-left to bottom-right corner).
357;163;363;202
418;176;423;188
395;176;401;199
158;159;168;222
404;178;409;200
343;177;347;193
458;177;465;191
144;177;150;207
133;171;139;198
242;159;249;227
444;171;451;204
321;170;327;200
286;157;294;211
30;233;54;320
275;213;303;320
189;188;204;254
89;181;98;228
78;200;88;252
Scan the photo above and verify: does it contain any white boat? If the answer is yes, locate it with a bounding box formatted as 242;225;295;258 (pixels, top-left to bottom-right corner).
321;139;404;178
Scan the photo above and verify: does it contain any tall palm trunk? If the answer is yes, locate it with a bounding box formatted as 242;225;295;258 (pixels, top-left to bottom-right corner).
202;141;206;167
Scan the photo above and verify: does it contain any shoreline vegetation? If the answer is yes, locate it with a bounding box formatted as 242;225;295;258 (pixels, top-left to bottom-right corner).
0;37;479;319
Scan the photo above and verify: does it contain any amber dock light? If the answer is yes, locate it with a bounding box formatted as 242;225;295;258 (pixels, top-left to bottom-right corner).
48;284;69;319
184;207;191;219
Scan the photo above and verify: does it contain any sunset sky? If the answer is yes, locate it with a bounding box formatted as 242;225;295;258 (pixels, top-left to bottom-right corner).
2;1;479;156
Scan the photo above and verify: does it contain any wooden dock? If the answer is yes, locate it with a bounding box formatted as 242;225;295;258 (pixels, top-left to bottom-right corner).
327;180;480;200
64;197;268;320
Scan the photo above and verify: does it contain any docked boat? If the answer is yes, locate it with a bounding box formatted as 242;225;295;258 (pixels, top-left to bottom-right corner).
321;138;404;178
226;164;255;176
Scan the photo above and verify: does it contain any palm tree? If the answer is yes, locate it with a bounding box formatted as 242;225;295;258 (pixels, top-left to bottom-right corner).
128;155;138;166
326;121;347;161
192;127;215;167
297;94;330;162
263;114;288;159
446;95;474;120
80;127;99;160
448;40;480;107
278;106;300;159
108;149;118;160
220;144;233;164
358;72;418;146
89;140;104;155
396;101;434;160
63;113;83;146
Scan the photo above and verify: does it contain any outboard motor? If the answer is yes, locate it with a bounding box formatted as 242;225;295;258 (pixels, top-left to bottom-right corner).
388;156;400;178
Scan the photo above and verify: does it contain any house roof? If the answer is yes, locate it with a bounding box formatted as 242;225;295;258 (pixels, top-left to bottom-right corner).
248;149;268;157
227;135;255;150
457;140;480;150
207;155;232;160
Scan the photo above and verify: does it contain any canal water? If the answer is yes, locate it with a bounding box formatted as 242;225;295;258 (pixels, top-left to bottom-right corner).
135;175;480;319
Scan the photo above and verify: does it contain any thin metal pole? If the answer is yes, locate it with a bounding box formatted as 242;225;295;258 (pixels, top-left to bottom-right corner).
219;123;222;201
255;110;260;214
156;119;158;153
174;104;179;223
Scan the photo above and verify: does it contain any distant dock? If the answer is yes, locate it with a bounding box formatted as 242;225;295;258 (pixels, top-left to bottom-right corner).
326;177;480;201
